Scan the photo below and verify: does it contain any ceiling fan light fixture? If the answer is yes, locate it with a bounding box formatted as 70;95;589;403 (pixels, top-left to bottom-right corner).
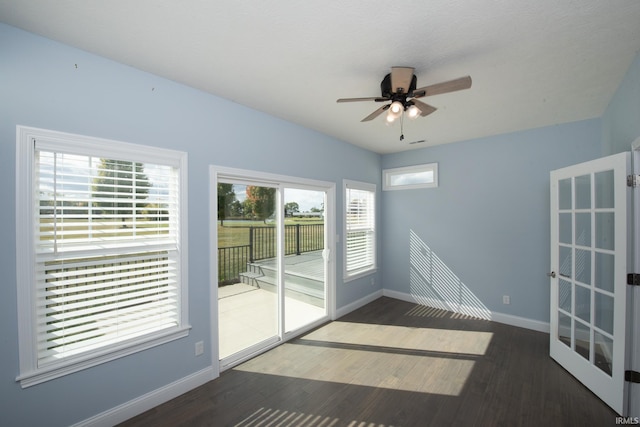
389;101;404;115
385;112;397;125
407;104;421;119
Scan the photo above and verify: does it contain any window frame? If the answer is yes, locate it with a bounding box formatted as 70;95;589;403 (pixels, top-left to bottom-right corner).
382;162;438;191
15;126;190;388
343;179;376;282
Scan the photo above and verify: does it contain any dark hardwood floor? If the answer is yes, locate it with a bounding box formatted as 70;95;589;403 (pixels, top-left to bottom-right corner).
119;297;619;426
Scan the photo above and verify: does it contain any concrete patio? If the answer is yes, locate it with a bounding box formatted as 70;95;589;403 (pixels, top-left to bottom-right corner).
218;251;326;360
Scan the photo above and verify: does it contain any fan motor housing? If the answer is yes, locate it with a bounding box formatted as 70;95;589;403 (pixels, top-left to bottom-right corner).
381;73;417;98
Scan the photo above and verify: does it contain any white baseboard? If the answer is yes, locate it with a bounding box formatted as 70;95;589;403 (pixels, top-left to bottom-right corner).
491;311;550;333
383;289;550;333
335;289;383;319
73;366;217;427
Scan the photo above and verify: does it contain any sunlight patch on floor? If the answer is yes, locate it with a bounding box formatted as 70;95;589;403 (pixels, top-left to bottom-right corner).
235;407;341;427
236;322;492;396
303;321;493;356
236;345;475;396
405;304;487;320
235;407;396;427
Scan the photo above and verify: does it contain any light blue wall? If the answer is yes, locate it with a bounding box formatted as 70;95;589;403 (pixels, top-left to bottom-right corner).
381;120;602;323
602;51;640;155
0;24;381;427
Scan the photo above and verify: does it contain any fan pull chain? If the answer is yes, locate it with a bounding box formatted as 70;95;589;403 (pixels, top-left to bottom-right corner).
399;111;405;141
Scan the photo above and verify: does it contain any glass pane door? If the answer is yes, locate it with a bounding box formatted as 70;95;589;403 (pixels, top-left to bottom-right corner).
549;152;629;414
283;188;327;334
557;172;615;373
218;182;280;363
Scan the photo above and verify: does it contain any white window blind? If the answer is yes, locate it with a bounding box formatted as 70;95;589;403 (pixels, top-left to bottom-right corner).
16;127;189;387
344;181;376;279
35;148;180;365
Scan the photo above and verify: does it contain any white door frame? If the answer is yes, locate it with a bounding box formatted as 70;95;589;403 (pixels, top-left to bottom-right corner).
209;165;336;375
628;137;640;417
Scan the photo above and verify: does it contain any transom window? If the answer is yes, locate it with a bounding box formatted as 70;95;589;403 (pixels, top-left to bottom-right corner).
383;163;438;190
16;127;189;387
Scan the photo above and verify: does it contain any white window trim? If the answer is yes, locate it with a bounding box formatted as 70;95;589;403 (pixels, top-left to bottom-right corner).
382;162;438;191
343;179;376;282
15;126;190;388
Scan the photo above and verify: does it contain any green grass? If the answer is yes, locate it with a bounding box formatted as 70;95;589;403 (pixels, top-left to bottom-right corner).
39;217;169;241
217;218;323;248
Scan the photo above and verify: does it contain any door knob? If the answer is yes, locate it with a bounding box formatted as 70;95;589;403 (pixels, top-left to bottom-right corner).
547;271;556;278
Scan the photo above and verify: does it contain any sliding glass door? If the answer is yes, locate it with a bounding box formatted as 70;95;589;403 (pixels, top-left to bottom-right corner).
214;168;333;369
217;182;280;362
283;188;326;334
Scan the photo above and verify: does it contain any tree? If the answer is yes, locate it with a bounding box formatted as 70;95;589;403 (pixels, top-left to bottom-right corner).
217;183;235;226
142;203;169;222
245;186;276;223
284;202;299;217
92;159;151;226
230;200;244;218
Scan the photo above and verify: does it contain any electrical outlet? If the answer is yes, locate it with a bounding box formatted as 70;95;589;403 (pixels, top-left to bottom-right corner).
370;277;375;286
195;340;204;356
502;295;510;305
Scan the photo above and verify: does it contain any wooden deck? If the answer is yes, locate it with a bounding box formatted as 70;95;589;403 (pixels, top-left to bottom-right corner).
239;251;325;307
119;297;619;427
252;250;324;280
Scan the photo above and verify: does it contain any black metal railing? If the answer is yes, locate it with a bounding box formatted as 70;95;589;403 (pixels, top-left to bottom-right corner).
248;226;276;262
218;223;324;285
287;223;324;256
217;244;251;286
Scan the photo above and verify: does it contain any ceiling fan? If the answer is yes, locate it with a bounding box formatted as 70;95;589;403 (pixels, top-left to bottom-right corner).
337;67;472;124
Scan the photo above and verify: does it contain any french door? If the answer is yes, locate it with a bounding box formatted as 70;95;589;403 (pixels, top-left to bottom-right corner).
212;167;334;370
549;152;630;414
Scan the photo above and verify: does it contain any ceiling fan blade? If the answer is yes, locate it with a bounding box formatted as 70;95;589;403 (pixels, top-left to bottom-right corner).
411;99;437;116
390;67;415;94
361;104;389;122
412;76;472;98
337;96;389;103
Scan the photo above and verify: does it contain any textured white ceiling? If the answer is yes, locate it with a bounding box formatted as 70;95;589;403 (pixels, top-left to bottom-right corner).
2;1;640;153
